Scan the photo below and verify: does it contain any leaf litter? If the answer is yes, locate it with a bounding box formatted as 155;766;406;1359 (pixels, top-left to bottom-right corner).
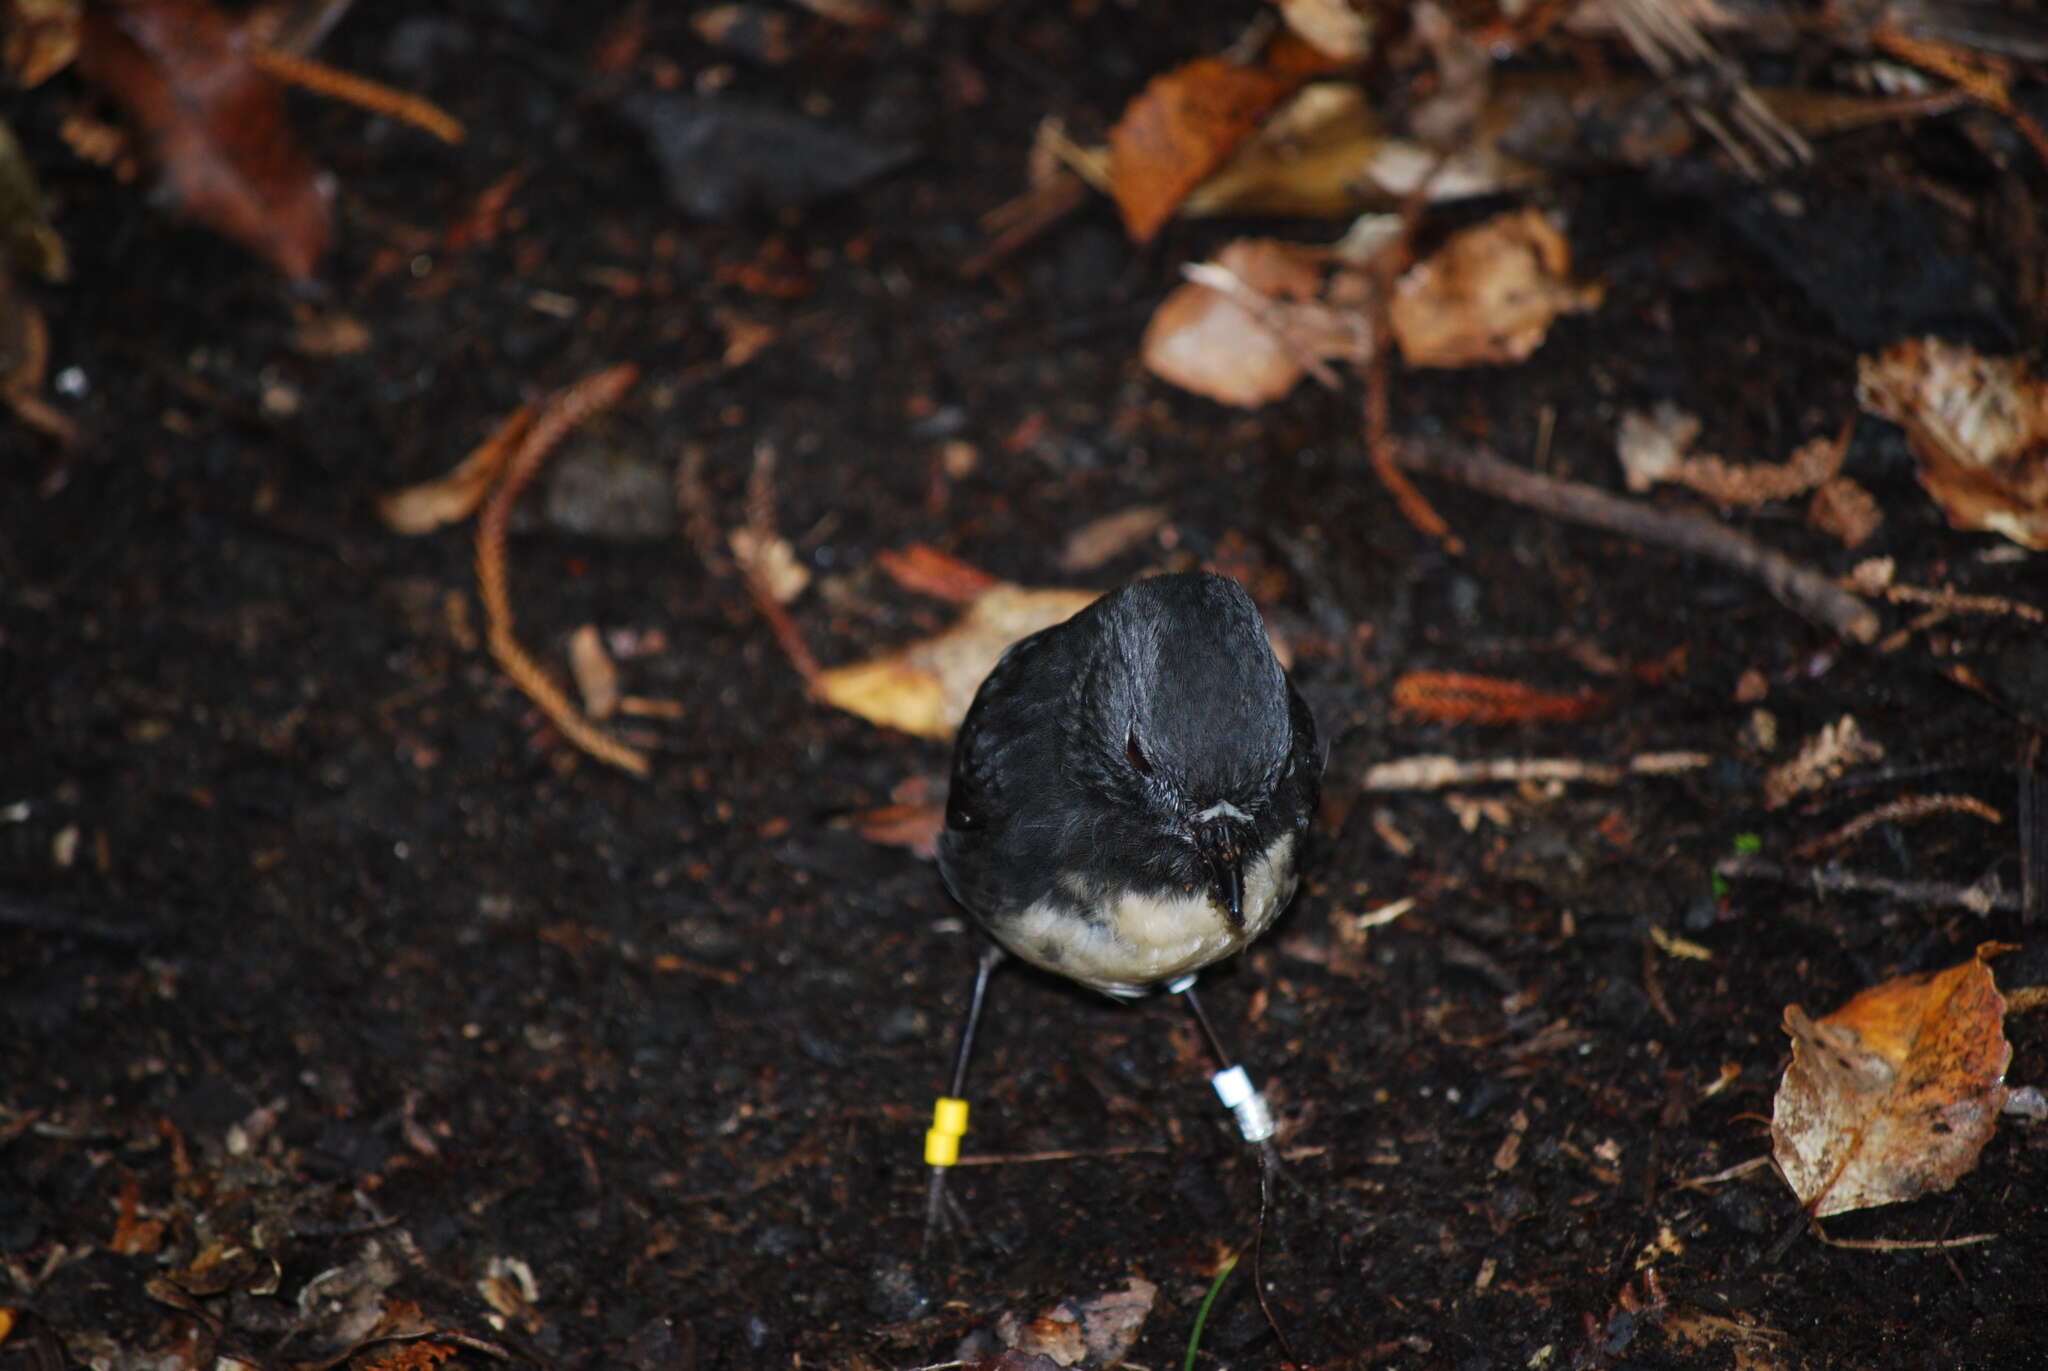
1772;945;2015;1219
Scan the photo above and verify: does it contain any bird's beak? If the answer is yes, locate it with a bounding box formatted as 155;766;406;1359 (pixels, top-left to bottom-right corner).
1193;818;1248;930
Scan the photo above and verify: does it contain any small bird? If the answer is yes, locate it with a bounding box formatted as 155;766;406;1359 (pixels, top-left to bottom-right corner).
922;571;1321;1232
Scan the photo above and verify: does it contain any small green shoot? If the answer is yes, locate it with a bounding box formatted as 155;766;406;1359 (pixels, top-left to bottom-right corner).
1184;1249;1241;1371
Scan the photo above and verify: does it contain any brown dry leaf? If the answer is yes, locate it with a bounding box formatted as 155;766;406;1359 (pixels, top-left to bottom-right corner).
1389;207;1603;368
1108;56;1298;243
1181;82;1384;221
1772;947;2013;1218
1762;714;1883;809
76;0;333;281
875;543;1000;603
568;624;620;721
852;801;943;859
1856;337;2048;550
1058;505;1170;573
6;0;81;87
1276;0;1372;61
1141;237;1373;407
991;1277;1157;1369
729;526;809;603
378;405;535;535
815;585;1099;740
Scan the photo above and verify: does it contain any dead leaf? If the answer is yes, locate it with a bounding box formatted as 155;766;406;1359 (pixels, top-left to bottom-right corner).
1772;947;2013;1217
1856;337;2048;550
815;584;1099;739
1276;0;1372;61
0;117;69;281
1389;207;1603;368
1108;57;1298;243
5;0;81;88
729;527;809;603
77;0;333;281
852;801;943;859
378;405;535;535
1181;82;1386;220
1058;505;1170;572
875;543;1000;603
990;1277;1157;1369
1141;237;1374;407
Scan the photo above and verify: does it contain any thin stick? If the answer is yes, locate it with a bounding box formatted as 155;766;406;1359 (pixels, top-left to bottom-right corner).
475;364;649;777
952;1143;1168;1166
1396;439;1881;644
1715;856;2019;914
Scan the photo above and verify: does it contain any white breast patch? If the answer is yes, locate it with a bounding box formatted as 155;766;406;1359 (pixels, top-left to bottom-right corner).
999;832;1299;995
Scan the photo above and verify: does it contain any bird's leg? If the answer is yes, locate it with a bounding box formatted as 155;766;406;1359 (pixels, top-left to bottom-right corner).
922;943;1003;1251
1180;982;1325;1214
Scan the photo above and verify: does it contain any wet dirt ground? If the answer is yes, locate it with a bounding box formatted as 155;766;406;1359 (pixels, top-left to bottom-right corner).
5;3;2047;1368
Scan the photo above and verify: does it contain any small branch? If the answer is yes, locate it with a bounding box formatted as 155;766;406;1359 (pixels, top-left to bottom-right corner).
952;1143;1168;1166
1363;751;1709;791
1397;439;1881;644
1788;793;2004;862
1715;856;2020;914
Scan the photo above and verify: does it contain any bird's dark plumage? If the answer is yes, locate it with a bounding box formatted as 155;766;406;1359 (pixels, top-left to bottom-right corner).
938;572;1320;996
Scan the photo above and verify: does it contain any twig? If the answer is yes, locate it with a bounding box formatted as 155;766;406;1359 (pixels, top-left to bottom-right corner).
1396;438;1881;644
251;48;465;144
1366;157;1461;554
1715;856;2020;914
1363;751;1709;790
1788;793;2003;861
734;444;822;688
1814;1228;1998;1252
475;364;649;777
953;1143;1168;1166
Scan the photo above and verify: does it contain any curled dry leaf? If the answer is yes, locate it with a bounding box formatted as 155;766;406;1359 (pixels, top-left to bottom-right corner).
1141;237;1373;408
1772;947;2013;1218
1389;207;1603;368
1856;337;2048;550
728;527;809;604
1276;0;1372;61
814;584;1099;740
991;1277;1158;1369
1108;56;1299;243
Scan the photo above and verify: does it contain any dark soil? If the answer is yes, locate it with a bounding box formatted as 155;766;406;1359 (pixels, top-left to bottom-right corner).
5;4;2047;1369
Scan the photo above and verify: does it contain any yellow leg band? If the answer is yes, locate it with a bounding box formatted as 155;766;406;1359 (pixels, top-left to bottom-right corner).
924;1096;970;1167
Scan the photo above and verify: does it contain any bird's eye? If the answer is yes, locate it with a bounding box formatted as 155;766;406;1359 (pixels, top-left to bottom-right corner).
1126;731;1155;776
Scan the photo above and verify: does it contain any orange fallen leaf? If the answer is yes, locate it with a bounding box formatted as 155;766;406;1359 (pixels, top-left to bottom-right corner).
1856;337;2048;550
1108;57;1298;243
815;584;1099;739
1389;206;1602;368
874;543;1000;603
1771;945;2013;1218
77;0;333;280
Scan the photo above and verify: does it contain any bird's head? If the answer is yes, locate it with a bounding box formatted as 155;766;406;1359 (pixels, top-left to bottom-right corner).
1071;573;1300;928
